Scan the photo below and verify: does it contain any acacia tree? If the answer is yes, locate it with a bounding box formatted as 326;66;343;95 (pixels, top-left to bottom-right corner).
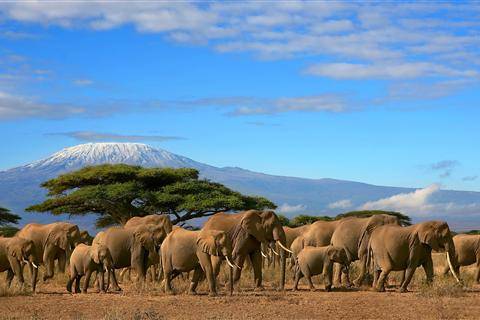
0;206;21;237
26;164;276;228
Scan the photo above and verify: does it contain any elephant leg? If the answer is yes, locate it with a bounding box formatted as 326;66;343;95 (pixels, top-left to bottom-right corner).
57;253;66;273
303;267;315;291
110;270;122;291
398;266;417;293
6;269;14;287
475;263;480;284
66;272;75;293
251;251;264;290
232;255;246;284
30;263;38;292
375;268;391;292
82;270;92;293
334;263;343;287
292;267;302;291
373;269;381;288
353;256;367;287
343;264;352;287
188;267;204;295
422;254;434;284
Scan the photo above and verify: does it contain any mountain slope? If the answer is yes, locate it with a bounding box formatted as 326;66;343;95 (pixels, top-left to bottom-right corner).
1;142;479;231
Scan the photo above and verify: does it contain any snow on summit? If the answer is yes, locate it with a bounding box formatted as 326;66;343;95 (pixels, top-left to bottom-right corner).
24;142;202;170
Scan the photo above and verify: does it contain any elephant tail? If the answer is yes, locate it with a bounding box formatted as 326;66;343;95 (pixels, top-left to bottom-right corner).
366;242;374;272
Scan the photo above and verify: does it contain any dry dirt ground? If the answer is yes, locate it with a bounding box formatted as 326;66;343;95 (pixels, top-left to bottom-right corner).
1;254;479;319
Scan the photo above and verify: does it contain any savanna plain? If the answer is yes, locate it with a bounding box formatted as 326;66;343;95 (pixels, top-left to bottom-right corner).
0;253;479;320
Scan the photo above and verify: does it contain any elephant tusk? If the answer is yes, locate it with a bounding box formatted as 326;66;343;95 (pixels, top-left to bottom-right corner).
271;248;280;256
31;262;38;269
446;251;461;283
225;256;240;269
277;240;293;254
261;251;268;258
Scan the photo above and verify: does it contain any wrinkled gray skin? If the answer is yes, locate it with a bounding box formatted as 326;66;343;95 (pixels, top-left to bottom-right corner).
202;210;289;291
67;243;114;293
0;237;38;291
161;227;235;296
16;222;81;282
370;221;458;293
442;234;480;282
92;225;161;291
330;214;400;287
293;245;349;292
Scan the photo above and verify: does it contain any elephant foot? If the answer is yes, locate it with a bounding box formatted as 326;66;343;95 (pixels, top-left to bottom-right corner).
112;287;122;292
209;292;218;297
292;287;298;292
324;286;332;292
374;286;385;292
397;287;409;293
187;290;197;296
353;279;362;287
81;290;87;294
254;286;265;292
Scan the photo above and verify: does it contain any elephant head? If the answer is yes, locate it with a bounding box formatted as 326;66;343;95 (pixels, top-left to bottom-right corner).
91;243;114;270
132;225;157;275
326;246;349;267
197;229;237;295
415;221;459;281
7;238;38;268
79;230;93;245
231;210;267;257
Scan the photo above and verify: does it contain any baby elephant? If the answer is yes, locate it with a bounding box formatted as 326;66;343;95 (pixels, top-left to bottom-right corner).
293;245;348;292
67;243;113;293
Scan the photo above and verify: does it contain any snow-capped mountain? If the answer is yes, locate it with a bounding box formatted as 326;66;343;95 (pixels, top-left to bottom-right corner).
1;142;480;231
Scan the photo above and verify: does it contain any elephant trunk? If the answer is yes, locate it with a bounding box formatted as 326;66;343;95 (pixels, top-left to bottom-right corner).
272;225;287;290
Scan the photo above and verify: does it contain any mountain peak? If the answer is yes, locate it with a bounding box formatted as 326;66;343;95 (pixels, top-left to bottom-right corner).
22;142;203;171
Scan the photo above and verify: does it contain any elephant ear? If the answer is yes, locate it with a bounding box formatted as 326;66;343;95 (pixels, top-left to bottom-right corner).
241;211;266;243
197;231;221;256
417;223;440;250
6;240;22;259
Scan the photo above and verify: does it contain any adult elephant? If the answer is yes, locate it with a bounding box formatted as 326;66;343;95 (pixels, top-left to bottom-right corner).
330;214;400;287
124;214;173;280
370;220;459;292
93;225;161;291
162;227;237;296
202;210;291;291
0;236;39;291
17;222;81;281
442;234;480;282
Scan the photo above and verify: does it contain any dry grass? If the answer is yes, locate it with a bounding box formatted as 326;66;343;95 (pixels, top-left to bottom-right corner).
1;253;479;319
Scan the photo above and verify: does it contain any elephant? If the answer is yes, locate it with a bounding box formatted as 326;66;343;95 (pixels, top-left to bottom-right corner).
202;210;291;291
369;220;459;292
79;230;94;245
16;222;81;281
92;225;161;291
330;214;400;287
0;236;39;291
67;243;113;293
442;234;480;282
293;245;349;292
161;227;238;296
124;214;173;280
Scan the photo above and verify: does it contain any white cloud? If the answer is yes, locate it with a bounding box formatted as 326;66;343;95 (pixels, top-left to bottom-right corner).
73;79;93;86
360;184;480;218
0;2;478;84
278;203;306;214
328;199;352;209
361;184;439;215
0;91;85;120
47;131;186;142
305;62;478;80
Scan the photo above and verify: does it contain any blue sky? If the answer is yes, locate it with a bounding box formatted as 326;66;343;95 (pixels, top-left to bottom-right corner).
1;1;479;192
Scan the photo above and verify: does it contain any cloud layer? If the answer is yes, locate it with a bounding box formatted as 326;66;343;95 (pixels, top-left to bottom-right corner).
47;131;185;143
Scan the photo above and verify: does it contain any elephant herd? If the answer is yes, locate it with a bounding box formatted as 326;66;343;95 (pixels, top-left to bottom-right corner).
0;210;479;296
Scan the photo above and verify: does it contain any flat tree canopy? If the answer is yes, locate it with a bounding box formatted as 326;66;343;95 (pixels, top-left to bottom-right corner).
335;210;412;226
26;164;276;228
0;206;21;237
